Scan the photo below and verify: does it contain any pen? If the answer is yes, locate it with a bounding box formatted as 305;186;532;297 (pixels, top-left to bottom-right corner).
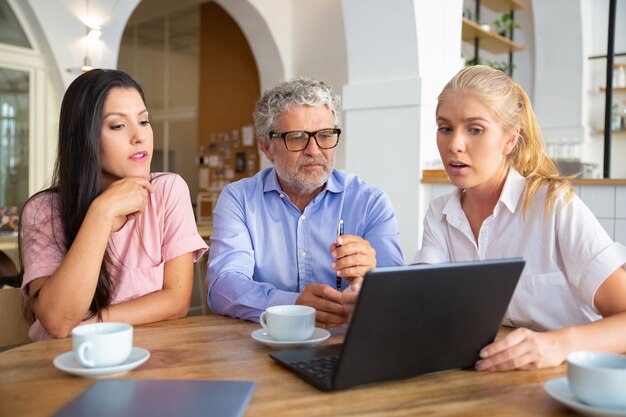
336;219;344;290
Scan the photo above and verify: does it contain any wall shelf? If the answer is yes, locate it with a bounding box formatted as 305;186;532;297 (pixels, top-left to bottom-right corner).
480;0;527;12
599;86;626;93
597;130;626;137
462;17;524;55
462;0;526;76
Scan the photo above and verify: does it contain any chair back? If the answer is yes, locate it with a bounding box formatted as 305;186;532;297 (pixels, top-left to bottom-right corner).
0;287;31;349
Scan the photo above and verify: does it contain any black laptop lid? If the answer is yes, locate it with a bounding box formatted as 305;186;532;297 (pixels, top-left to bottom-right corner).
332;258;525;389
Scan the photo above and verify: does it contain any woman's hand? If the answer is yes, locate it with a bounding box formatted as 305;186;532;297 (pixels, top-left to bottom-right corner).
475;327;570;371
94;177;153;232
477;268;626;371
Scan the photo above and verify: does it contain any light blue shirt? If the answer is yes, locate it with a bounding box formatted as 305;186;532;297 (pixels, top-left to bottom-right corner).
207;167;404;321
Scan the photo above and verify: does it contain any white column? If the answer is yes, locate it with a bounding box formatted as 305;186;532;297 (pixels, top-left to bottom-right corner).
532;0;586;142
341;0;462;261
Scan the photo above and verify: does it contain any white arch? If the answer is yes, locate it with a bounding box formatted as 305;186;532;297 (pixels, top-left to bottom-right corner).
215;0;285;92
16;0;140;91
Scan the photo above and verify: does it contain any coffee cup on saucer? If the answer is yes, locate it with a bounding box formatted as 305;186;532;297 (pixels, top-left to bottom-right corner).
71;322;133;368
567;351;626;409
259;305;315;341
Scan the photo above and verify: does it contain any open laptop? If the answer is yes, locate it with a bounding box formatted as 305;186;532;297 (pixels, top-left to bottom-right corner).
269;258;525;391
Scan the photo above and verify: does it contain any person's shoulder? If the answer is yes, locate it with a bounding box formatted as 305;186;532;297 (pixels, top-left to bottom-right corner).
149;172;192;194
430;191;456;210
149;172;184;187
336;170;385;196
522;175;576;211
147;173;192;207
23;189;58;212
223;168;270;195
21;189;59;225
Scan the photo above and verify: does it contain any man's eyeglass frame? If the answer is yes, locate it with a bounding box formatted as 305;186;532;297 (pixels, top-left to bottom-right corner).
269;128;341;152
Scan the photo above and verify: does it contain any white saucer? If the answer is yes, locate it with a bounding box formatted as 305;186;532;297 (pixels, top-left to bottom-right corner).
251;327;330;349
544;377;626;417
53;347;150;378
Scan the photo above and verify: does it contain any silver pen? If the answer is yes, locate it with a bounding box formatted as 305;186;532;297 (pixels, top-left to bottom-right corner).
336;219;344;290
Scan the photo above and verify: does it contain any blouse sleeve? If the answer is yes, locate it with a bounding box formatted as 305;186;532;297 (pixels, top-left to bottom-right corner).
555;194;626;312
20;192;66;296
157;174;208;263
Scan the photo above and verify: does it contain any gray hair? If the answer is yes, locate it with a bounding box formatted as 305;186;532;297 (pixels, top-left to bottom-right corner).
253;77;342;145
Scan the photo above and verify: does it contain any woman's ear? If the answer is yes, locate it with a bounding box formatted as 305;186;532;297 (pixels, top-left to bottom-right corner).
503;127;520;155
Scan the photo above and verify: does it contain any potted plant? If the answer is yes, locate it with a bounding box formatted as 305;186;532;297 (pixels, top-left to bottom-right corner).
492;12;520;38
486;60;515;75
463;7;473;20
465;56;483;67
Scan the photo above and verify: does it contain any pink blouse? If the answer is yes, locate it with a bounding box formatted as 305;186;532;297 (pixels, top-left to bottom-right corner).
21;173;208;340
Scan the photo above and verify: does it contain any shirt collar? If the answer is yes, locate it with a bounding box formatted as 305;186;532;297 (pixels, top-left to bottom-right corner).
440;168;526;220
263;168;282;193
499;168;525;214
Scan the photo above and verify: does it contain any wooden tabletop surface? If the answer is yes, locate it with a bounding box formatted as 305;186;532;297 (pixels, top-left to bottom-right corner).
0;314;573;417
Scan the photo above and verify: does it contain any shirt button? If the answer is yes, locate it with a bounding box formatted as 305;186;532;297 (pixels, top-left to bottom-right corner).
300;215;306;220
301;251;307;257
279;193;284;198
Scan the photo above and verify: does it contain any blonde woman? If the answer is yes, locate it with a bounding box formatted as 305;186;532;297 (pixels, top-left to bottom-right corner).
414;65;626;370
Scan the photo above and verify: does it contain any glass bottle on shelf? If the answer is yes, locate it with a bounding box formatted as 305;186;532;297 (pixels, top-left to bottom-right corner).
614;63;626;88
610;103;622;132
198;145;209;166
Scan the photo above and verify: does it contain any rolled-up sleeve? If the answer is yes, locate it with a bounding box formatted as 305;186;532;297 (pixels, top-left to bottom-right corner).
556;195;626;313
207;186;290;321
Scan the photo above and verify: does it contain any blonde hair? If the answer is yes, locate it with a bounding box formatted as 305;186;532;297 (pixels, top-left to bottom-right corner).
438;65;574;213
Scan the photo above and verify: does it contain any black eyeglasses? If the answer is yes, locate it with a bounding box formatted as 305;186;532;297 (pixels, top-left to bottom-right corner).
269;128;341;152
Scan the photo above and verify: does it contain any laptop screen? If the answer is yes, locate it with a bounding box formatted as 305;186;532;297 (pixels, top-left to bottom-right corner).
270;258;525;391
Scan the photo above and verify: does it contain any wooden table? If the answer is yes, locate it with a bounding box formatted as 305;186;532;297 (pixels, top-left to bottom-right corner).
0;315;572;417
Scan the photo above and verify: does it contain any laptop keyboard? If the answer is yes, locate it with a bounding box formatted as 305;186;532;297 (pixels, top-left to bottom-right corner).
292;356;338;382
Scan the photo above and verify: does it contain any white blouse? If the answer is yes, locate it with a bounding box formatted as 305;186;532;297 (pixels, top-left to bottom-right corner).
413;169;626;331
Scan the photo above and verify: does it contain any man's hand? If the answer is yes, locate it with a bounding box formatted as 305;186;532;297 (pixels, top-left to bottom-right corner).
296;284;350;328
330;235;376;283
340;277;362;317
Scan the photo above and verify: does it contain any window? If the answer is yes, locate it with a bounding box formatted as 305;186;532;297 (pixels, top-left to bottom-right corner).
0;68;29;208
0;0;31;49
0;0;51;216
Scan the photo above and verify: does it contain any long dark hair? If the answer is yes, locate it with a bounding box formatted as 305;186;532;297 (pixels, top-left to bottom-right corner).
20;69;147;319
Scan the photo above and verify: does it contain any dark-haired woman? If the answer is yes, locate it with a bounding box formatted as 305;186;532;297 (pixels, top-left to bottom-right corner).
20;69;207;340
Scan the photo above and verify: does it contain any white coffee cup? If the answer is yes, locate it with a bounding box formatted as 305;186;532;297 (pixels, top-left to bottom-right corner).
259;305;315;341
71;322;133;368
567;351;626;409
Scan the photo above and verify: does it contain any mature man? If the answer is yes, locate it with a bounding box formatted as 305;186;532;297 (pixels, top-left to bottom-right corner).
207;78;403;328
